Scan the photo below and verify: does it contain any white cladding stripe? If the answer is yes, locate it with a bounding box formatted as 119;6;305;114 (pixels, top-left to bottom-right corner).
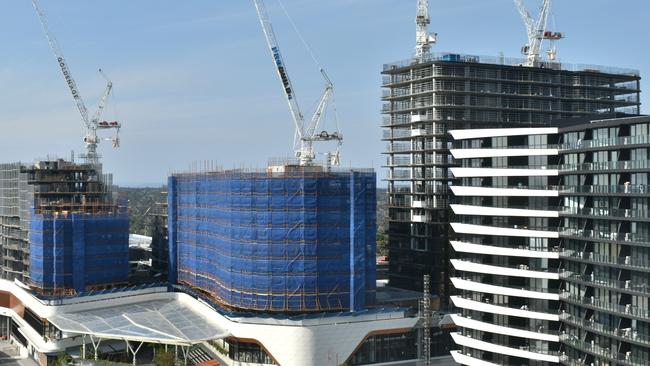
448;128;558;140
450;186;559;197
450;314;559;342
451;278;560;301
451;259;560;280
451;204;559;218
451;223;560;238
450;148;558;159
450;241;560;259
451;333;560;363
450;167;559;178
450;296;559;321
450;350;501;366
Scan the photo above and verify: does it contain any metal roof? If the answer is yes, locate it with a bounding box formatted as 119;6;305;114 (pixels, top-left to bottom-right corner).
47;299;228;346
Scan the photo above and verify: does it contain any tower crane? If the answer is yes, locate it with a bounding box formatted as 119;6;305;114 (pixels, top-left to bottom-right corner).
252;0;342;166
415;0;437;61
31;0;121;165
514;0;564;66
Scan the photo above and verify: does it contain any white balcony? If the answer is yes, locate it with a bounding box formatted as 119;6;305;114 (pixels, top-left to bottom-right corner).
450;314;559;342
410;128;427;137
411;200;431;208
450;351;500;366
450;333;560;363
450;204;558;218
410;114;428;123
450;186;559;197
448;127;559;140
411;214;431;223
450;167;559;178
450;296;559;321
450;241;559;259
451;259;559;280
450;148;559;159
450;223;559;238
451;277;560;301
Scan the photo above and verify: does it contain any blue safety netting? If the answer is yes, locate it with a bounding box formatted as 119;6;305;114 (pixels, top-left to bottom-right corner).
168;170;376;313
29;212;130;293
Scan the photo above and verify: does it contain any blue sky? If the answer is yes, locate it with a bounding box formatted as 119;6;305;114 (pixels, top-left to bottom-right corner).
0;0;647;186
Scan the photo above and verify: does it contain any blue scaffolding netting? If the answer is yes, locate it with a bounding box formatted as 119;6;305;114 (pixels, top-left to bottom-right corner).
29;212;130;294
168;170;376;313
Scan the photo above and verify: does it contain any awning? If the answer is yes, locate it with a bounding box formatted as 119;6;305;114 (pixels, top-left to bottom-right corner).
48;299;228;346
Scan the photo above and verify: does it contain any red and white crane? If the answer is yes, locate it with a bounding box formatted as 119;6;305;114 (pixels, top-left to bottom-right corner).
514;0;563;66
31;0;121;165
252;0;342;166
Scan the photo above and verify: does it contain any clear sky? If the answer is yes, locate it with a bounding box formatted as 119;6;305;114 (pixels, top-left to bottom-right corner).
0;0;648;186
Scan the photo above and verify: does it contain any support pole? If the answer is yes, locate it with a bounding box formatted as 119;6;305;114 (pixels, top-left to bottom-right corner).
89;335;101;360
82;334;86;359
126;340;144;366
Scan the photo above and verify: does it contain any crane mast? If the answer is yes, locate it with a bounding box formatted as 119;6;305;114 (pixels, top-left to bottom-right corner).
514;0;563;66
415;0;436;61
31;0;121;165
252;0;342;166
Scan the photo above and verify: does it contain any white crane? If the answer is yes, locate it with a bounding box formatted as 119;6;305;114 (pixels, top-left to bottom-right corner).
415;0;437;61
252;0;342;166
514;0;563;66
32;0;121;165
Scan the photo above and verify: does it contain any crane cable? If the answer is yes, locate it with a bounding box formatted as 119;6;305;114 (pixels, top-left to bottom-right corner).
275;0;342;136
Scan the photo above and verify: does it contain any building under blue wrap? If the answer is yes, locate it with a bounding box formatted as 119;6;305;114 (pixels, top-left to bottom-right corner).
167;168;376;313
29;212;130;294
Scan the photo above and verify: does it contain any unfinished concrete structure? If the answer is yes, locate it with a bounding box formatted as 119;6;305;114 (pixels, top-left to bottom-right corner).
0;160;128;294
381;53;641;302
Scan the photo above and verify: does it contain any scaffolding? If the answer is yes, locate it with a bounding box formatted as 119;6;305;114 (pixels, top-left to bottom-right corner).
0;159;128;295
168;167;377;313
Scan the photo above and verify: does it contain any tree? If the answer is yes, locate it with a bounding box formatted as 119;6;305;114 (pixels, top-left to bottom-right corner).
154;346;175;366
53;353;71;366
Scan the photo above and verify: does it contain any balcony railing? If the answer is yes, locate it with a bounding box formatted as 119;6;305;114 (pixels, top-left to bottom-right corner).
560;292;650;319
560;207;650;220
560;271;650;295
560;228;650;246
560;312;650;347
561;250;649;271
559;160;650;172
561;335;647;366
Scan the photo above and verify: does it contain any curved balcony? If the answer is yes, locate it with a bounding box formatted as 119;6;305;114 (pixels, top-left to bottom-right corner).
450;167;559;178
451;223;559;238
560;228;650;247
448;127;559;140
450;241;560;259
451;277;560;300
451;204;558;218
560;312;650;348
561;336;647;366
560;207;650;221
450;350;501;366
559;134;650;152
452;259;559;280
560;250;650;273
452;295;559;321
451;332;560;363
450;148;558;159
560;271;650;296
451;314;559;342
559;292;650;321
451;186;559;197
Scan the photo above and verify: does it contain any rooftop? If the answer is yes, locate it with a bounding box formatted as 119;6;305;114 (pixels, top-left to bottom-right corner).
383;52;640;77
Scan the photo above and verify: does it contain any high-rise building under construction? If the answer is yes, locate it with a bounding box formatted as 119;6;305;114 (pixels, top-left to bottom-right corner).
381;2;641;302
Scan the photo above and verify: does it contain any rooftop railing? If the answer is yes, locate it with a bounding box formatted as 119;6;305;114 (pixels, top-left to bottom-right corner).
383;52;640;77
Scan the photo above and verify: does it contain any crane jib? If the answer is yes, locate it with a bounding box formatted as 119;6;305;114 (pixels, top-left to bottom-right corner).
57;57;80;100
271;47;293;100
